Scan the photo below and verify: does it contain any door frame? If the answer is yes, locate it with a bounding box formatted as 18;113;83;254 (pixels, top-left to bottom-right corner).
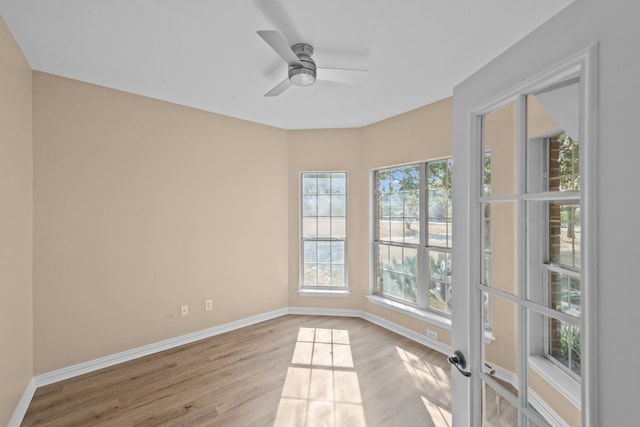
451;44;598;426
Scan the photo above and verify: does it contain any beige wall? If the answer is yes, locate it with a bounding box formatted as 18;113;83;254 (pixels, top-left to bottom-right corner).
0;17;33;424
30;70;454;376
287;98;454;344
361;99;453;342
287;128;366;310
32;73;289;373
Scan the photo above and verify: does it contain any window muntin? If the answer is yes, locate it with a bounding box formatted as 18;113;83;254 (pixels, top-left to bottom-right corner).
301;172;347;289
374;160;453;315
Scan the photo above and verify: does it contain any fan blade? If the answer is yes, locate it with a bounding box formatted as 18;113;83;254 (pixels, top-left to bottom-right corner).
257;30;301;66
265;78;292;97
317;68;368;85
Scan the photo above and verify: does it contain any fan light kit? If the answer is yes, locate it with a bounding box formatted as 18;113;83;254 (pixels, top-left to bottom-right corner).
257;30;367;97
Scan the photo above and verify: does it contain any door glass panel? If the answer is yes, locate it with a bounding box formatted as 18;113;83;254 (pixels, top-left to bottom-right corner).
482;381;518;426
482;101;518;197
483;293;519;399
528;306;582;426
526;77;580;194
481;201;518;296
528;352;582;426
464;54;592;427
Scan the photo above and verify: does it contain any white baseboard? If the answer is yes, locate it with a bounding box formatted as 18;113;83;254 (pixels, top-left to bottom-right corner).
33;307;289;388
13;306;452;426
8;378;36;427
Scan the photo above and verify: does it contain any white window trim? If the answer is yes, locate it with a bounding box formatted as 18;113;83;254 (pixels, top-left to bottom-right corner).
370;160;453;318
366;294;452;329
299;171;349;292
297;289;351;297
530;355;581;409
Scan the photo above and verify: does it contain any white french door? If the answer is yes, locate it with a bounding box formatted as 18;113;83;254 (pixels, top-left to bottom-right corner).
450;46;597;426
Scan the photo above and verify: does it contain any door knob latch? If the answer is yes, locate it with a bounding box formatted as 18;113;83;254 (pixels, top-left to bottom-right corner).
448;350;472;377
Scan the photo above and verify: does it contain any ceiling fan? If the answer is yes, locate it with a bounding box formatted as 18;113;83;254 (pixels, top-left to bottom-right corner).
257;30;368;97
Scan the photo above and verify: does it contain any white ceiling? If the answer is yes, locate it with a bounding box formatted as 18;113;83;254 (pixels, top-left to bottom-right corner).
0;0;573;130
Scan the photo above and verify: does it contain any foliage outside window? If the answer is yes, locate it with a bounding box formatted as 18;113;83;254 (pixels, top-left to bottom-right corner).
300;172;347;289
546;133;581;377
374;160;453;315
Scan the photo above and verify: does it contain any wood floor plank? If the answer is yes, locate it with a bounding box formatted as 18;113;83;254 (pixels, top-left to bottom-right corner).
22;315;452;426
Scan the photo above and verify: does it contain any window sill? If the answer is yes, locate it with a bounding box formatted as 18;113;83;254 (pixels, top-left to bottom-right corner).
298;289;351;298
529;355;581;409
366;295;452;330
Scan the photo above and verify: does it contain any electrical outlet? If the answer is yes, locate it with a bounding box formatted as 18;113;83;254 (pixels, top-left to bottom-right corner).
426;329;438;340
181;305;189;317
205;299;213;311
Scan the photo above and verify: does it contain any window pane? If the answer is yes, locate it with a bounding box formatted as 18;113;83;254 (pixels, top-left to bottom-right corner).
549;204;580;269
377;244;417;304
302;194;316;216
331;265;345;287
482;203;491;286
482;201;518;296
484;293;519;393
428;159;453;248
330;173;346;194
331;241;345;264
317;217;331;238
331;217;346;239
549;319;581;377
317;173;331;194
302;217;317;238
303;241;317;285
317;195;331;216
376;165;420;244
428;250;452;314
302;174;317;195
482;101;518;197
527;77;580;193
528;358;581;426
549;270;581;318
303;264;317;285
482;381;519;426
331;194;346;217
317;241;331;264
551;134;579;192
317;265;332;286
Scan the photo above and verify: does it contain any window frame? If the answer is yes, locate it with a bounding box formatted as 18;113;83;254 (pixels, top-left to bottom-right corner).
299;171;349;294
527;131;582;382
371;159;453;319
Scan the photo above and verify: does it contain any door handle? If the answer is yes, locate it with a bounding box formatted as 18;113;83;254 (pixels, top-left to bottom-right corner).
448;350;471;377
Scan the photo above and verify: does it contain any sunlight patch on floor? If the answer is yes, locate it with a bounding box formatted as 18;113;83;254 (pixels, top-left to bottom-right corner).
274;328;366;427
396;346;452;426
422;396;452;427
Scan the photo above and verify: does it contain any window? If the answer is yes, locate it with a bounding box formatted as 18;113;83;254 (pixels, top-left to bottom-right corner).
538;133;581;377
300;172;347;290
374;160;453;315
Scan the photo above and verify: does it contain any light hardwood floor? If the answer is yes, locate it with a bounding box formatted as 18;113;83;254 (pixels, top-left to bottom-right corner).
22;315;452;426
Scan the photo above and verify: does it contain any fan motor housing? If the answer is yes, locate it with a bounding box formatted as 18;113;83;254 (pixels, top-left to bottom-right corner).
288;43;316;86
